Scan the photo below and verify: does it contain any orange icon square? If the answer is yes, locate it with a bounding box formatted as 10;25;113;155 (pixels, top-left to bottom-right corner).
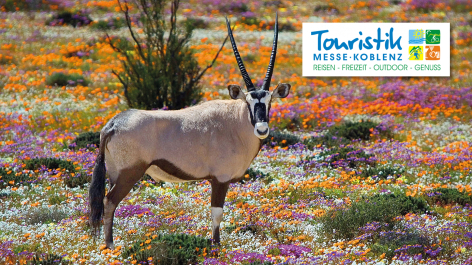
425;46;440;60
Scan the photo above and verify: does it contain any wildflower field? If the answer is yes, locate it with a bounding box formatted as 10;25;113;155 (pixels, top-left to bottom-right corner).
1;0;472;264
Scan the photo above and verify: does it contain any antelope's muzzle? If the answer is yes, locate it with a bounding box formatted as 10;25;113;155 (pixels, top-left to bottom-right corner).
254;122;269;139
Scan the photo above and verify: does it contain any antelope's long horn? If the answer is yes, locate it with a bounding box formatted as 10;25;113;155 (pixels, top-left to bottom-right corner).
225;17;255;91
261;13;278;91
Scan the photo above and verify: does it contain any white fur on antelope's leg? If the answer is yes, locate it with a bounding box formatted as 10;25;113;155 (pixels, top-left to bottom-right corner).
211;179;229;244
211;207;223;243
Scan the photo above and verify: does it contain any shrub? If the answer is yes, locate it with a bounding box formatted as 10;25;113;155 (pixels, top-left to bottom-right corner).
46;11;93;27
425;188;472;206
329;120;379;141
246;261;273;265
26;207;68;225
313;3;340;14
90;17;126;30
370;193;429;215
219;2;249;12
318;146;373;168
241;16;260;26
0;0;68;12
303;133;351;150
371;230;437;260
122;233;211;264
263;130;301;147
240;168;272;184
133;174;165;190
0;54;13;65
63;171;90;188
13;243;41;254
0;167;33;189
48;194;67;205
103;35;133;51
28;253;70;264
185;18;209;29
361;166;404;180
25;158;76;173
321;194;428;239
263;21;297;32
69;131;100;150
46;72;89;87
109;0;225;110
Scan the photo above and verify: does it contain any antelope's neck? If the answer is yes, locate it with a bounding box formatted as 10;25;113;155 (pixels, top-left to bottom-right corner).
236;100;263;153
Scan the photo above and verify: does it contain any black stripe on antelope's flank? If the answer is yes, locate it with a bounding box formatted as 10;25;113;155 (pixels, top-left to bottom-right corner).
150;159;210;181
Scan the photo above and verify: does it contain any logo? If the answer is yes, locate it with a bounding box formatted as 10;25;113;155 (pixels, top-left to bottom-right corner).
426;30;440;44
425;46;440;60
302;23;450;77
409;29;425;44
409;46;423;60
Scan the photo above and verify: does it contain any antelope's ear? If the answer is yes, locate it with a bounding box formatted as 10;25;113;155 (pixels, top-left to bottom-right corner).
228;85;246;100
271;83;291;99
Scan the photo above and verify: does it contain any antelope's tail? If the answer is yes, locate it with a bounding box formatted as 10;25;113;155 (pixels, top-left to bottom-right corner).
89;127;113;236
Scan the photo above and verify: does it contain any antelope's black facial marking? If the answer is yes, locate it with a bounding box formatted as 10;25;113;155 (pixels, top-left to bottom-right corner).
245;90;271;139
246;90;270;124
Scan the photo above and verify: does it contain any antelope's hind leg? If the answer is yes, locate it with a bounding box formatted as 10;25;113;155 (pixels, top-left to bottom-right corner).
210;179;230;244
103;165;146;249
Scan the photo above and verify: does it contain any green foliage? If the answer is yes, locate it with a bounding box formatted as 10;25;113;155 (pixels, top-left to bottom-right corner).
110;0;218;110
275;116;303;131
314;3;340;14
90;18;126;30
185;18;209;29
0;54;13;65
45;72;89;87
267;247;281;256
240;168;272;184
263;130;301;147
425;188;472;206
329;120;379;140
320;193;428;239
27;253;70;265
122;233;211;264
133;174;165;190
105;36;133;51
0;167;32;189
278;22;297;32
220;2;248;12
69;131;100;150
48;194;67;205
245;261;273;265
303;133;351;150
319;146;373;168
14;243;41;254
241;17;260;26
0;0;61;11
361;166;404;179
26;207;68;225
25;158;76;173
317;188;345;199
63;171;90;188
45;11;93;27
371;231;435;260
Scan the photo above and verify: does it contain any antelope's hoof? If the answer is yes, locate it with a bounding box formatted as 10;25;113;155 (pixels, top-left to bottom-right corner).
106;242;115;250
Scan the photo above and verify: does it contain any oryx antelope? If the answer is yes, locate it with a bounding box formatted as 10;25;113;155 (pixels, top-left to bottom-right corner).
89;14;291;249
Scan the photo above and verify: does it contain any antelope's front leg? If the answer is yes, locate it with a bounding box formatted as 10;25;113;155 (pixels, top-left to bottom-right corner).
210;179;229;244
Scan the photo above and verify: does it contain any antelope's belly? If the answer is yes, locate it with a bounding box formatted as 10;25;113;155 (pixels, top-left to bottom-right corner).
145;165;207;183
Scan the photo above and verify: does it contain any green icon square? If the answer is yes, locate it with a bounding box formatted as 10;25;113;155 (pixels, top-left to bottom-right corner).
426;30;440;44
